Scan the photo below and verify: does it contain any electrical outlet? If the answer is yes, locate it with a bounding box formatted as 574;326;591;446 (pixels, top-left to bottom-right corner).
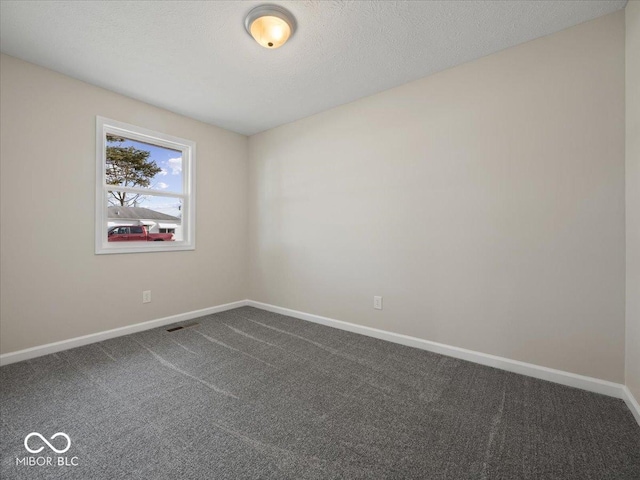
142;290;151;304
374;296;383;310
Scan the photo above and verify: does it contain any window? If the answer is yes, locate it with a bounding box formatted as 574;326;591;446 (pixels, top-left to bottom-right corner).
96;117;196;254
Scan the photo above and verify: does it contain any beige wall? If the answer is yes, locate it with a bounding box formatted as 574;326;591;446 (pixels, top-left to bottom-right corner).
626;1;640;401
0;10;632;387
249;12;626;382
0;53;249;354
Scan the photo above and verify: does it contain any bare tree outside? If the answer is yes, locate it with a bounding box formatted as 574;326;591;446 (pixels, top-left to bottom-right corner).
106;134;162;206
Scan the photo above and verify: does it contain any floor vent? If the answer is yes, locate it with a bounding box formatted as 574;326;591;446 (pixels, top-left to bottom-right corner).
166;322;199;333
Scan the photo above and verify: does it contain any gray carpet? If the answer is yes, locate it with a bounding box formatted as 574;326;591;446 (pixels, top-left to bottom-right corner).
1;306;639;479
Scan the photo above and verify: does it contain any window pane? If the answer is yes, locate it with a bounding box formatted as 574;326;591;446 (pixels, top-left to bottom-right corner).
97;117;195;254
105;134;183;194
107;191;184;242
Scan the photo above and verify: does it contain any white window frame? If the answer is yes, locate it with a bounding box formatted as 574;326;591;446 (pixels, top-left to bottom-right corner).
95;116;196;254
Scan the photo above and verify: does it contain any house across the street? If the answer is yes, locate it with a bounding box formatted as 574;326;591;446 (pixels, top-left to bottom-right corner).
107;206;182;240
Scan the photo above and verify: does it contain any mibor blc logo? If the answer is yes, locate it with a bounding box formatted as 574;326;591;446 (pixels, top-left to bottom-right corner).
24;432;71;454
16;432;79;467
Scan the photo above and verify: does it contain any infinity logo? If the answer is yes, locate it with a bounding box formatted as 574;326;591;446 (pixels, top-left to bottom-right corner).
24;432;71;454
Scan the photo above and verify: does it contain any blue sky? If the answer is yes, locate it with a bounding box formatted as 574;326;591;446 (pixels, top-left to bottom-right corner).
115;138;183;218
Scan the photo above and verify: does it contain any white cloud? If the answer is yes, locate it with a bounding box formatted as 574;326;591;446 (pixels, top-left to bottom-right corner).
158;169;168;176
167;157;182;175
156;182;169;189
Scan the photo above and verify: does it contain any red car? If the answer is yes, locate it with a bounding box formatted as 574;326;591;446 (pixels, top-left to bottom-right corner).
108;225;174;242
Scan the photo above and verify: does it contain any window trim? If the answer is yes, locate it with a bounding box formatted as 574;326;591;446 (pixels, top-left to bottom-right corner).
95;116;196;254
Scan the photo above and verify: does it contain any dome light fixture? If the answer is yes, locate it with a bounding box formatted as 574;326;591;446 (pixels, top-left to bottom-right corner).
244;4;296;49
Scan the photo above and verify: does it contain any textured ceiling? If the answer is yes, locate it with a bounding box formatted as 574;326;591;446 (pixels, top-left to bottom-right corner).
0;0;628;135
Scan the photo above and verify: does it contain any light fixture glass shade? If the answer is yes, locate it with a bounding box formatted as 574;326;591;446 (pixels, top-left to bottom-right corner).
250;15;291;48
245;5;296;49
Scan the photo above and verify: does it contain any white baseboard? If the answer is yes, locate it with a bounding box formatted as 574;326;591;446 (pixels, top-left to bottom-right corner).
622;386;640;425
247;300;629;402
1;298;638;426
0;300;248;366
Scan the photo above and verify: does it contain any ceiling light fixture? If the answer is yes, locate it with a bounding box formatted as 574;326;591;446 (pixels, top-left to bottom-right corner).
244;4;296;49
